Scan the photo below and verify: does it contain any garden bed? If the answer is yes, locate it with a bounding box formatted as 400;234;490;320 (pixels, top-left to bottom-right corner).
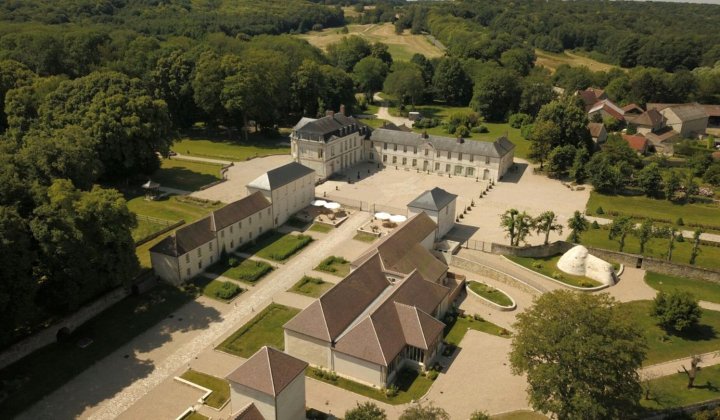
207;258;272;284
506;255;603;289
466;281;515;310
216;303;299;358
241;231;313;262
353;232;379;242
179;369;230;409
315;256;351;277
191;277;243;302
289;276;333;298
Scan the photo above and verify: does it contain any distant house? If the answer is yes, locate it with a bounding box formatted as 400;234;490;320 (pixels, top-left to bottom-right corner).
226;346;308;420
626;108;679;154
701;104;720;129
577;88;608;111
647;103;708;138
407;187;457;241
622;103;644;116
588;122;608;146
247;162;315;228
588;99;625;122
149;192;272;285
622;133;650;155
627;109;665;135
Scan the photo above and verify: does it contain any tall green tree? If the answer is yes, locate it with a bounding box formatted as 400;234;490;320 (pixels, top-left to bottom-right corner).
510;291;646;419
327;35;372;72
652;291;702;333
534;211;563;245
500;208;519;246
432;57;473;106
535;96;592;151
383;62;425;107
353;57;388;102
0;59;36;131
637;162;664;198
635;219;655;254
690;229;703;265
470;68;521;122
345;402;387;420
609;216;634;252
664;170;681;201
546;145;577;178
152;48;197;128
528;121;559;169
568;211;588;243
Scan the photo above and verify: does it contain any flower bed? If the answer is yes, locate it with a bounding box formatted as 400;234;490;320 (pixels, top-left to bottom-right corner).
466;281;515;310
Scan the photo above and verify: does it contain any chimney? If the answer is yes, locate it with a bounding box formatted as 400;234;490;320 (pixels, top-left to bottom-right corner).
326;110;334;117
339;104;346;116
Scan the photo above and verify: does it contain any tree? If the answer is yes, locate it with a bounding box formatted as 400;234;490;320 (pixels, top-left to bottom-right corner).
663;227;679;261
679;355;703;388
500;209;519;246
652;290;702;333
510;291;646;419
399;402;449;420
546;145;577;178
383;62;425;107
345;402;387;420
152;48;197;128
353;57;388;102
470;411;490;420
535;96;592;151
432;57;473;106
664;170;681;201
586;153;628;194
690;228;703;265
470;69;521;122
568;211;588;243
500;47;535;77
327;35;372;72
569;147;590;183
609;216;634;252
0;59;37;131
192;51;226;123
534;211;563;245
703;163;720;187
635;219;655;254
528;121;559;169
519;73;555;117
514;211;535;246
637;163;664;198
684;171;699;203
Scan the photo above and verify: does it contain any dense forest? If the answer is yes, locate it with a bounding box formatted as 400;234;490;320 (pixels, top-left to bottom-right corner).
1;0;720;349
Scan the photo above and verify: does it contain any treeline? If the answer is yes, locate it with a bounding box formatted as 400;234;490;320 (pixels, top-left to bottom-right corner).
411;0;720;71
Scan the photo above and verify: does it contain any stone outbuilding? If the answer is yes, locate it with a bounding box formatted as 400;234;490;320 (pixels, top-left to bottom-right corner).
407;187;457;241
226;346;308;420
247;162;315;228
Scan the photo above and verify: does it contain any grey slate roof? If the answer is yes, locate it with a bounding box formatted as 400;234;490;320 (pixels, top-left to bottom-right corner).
370;128;514;158
150;216;214;257
408;187;457;212
666;104;708;122
294;113;366;142
247;162;315;191
212;191;271;231
226;346;307;397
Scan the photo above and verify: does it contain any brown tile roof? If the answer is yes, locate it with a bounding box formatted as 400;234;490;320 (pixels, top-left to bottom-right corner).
226;347;307;397
212;191;270;231
577;88;607;110
628;109;664;128
622;134;649;152
622;103;644;114
646;103;679;111
645;128;679;145
149;216;214;257
284;254;391;342
231;403;265;420
588;122;605;138
589;99;625;121
702;104;720;118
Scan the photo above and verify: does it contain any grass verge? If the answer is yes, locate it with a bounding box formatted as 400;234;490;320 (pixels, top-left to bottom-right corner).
640;364;720;411
444;313;510;346
353;232;378;242
467;281;514;307
289;276;333;298
645;272;720;305
309;223;332;233
506;255;602;288
208;258;273;284
241;231;313;262
180;369;230;409
191;277;242;302
216;303;299;358
315;256;351;277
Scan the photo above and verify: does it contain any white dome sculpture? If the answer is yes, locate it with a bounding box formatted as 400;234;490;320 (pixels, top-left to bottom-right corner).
557;245;615;286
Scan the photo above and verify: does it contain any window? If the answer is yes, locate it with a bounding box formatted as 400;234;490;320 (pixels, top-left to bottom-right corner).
197;248;202;257
259;212;262;220
221;231;225;238
403;145;407;153
424;149;429;156
318;149;323;158
230;225;234;234
267;209;271;215
384;142;387;150
383;155;387;162
413;147;417;154
486;156;490;164
209;242;213;251
445;164;451;172
436;150;441;158
393;144;398;151
198;261;202;269
458;153;463;160
186;268;191;276
447;151;451;158
435;162;440;170
231;240;234;248
249;216;252;225
185;254;190;263
455;165;463;175
412;159;417;167
470;154;474;162
369;152;374;160
402;157;407;165
467;167;475;177
371;141;374;148
446;207;449;215
259;227;263;234
392;156;397;164
331;146;335;157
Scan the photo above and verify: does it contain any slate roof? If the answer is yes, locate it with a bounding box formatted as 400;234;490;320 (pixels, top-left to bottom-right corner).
407;187;457;212
149;217;214;257
702;104;720;118
587;122;606;139
247;162;315;191
370;128;514;158
231;403;265;420
226;347;307;398
628;109;664;127
294;113;366;142
211;191;270;231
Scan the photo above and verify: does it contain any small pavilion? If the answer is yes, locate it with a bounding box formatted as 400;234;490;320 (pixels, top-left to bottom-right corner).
141;179;160;200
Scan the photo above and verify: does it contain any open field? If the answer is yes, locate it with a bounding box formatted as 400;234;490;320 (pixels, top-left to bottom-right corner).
131;218;167;242
171;128;290;162
297;23;444;62
645;272;720;304
179;370;230;409
216;303;299;358
587;191;720;230
620;300;720;365
534;49;620;73
152;159;223;191
579;227;720;270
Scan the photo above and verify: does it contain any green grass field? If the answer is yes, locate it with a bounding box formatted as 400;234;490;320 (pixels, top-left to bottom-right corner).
645;272;720;304
315;256;351;277
242;232;313;262
506;255;602;288
534;49;620;73
467;281;514;307
640;364;720;410
289;276;333;298
216;303;300;358
152;159;223;191
586;191;720;230
172;132;289;162
180;370;230;409
0;284;201;418
207;258;273;284
579;227;720;270
619;300;720;365
131;218;168;242
353;232;378;242
444;314;510;346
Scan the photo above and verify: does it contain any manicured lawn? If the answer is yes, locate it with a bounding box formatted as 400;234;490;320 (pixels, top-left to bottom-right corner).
309;223;332;233
586;191;720;230
645;272;720;304
358;117;391;128
619;300;720;365
216;304;300;358
127;194;222;223
171;128;290;161
207;258;273;284
444;313;510;346
579;227;720;270
191;277;242;302
180;369;230;409
315;256;351;277
132;218;168;242
242;232;313;262
353;232;378;242
506;255;602;288
308;367;434;405
181;412;209;420
640;364;720;411
152;159;223;191
289;276;333;298
467;281;514;307
0;284;202;418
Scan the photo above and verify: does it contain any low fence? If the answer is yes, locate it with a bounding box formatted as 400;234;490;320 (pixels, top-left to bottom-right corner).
134;219;185;247
320;194;408;216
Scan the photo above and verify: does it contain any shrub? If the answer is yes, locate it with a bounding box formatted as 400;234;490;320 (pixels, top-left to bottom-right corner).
652;290;702;333
471;125;489;133
580;281;595;288
676;217;685;226
384;385;398;397
595;206;604;215
340;26;349;34
427;370;439;380
676;234;685;242
532;261;543;269
228;257;239;267
552;271;564;280
509;113;533;128
214;281;241;300
520;123;534;139
473;313;484;321
414;117;439;129
591;220;600;229
312;23;323;31
317;256;348;273
456;124;470;137
470;411;491;420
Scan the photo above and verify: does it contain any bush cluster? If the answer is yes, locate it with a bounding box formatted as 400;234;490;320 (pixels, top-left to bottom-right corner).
214;281;241;300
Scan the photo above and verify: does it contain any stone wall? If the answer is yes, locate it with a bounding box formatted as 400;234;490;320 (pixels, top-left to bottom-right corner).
0;286;129;370
450;255;542;295
490;241;573;258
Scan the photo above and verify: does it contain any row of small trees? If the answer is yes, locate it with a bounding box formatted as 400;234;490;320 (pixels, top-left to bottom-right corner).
500;209;589;246
607;217;704;265
344;401;489;420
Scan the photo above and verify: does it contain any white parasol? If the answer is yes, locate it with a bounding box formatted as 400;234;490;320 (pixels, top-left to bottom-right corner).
389;214;407;223
324;202;341;210
312;199;327;206
374;212;391;220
